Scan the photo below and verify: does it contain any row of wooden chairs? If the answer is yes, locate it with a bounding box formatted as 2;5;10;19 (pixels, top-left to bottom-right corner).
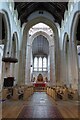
46;86;78;101
2;85;34;101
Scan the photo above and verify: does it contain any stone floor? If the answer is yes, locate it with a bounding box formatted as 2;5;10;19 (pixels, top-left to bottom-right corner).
1;92;79;119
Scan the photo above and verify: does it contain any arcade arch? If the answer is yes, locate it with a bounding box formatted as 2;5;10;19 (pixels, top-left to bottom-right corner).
19;15;60;85
29;30;54;78
25;28;55;85
70;12;80;89
0;11;11;89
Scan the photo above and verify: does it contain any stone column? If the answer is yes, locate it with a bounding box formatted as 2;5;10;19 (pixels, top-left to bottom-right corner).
17;34;27;85
42;57;43;71
67;42;73;87
48;55;50;81
54;34;60;85
49;45;55;85
25;44;32;84
70;41;78;89
30;47;33;82
78;50;80;95
60;50;65;85
1;39;12;86
60;40;73;87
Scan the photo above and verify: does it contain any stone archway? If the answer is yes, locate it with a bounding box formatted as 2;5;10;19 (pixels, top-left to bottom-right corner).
62;33;71;87
26;31;55;85
25;33;49;84
18;14;60;86
70;12;80;89
0;10;11;89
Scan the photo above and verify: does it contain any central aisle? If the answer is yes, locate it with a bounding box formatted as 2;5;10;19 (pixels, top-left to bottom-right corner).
17;92;63;119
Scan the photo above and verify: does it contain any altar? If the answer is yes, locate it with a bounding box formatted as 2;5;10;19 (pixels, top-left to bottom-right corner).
33;82;46;92
33;83;46;87
33;74;47;92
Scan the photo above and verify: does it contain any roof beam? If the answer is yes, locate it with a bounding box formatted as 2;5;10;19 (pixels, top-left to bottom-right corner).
14;2;68;26
19;3;38;19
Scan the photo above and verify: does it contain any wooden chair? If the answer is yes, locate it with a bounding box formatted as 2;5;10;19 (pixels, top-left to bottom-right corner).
73;90;78;100
23;87;29;100
2;88;8;99
52;88;57;100
62;88;68;100
12;87;19;100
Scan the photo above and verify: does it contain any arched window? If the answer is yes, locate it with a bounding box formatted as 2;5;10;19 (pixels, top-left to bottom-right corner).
39;57;42;71
33;56;47;71
34;57;38;71
43;57;47;71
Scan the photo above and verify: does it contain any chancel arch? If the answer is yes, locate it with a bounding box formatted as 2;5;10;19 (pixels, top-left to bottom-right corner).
19;14;60;85
24;25;56;85
28;30;54;46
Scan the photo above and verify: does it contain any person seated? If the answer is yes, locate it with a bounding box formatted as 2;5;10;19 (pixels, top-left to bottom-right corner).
7;88;13;99
59;88;63;94
18;86;24;100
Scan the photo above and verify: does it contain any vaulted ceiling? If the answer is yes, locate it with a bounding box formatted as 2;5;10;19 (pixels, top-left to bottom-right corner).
14;2;68;26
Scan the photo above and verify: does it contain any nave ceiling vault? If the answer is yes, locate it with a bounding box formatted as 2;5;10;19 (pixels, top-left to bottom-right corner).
14;2;68;26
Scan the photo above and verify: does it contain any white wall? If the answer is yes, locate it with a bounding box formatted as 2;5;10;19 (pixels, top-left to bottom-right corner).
0;2;23;87
60;2;79;50
0;2;22;51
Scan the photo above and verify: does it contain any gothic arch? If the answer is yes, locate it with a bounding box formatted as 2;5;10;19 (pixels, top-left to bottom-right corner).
26;30;55;84
0;10;11;57
29;31;54;46
0;10;11;88
23;17;59;40
19;14;60;85
71;11;80;43
63;33;69;52
62;33;70;86
70;11;80;89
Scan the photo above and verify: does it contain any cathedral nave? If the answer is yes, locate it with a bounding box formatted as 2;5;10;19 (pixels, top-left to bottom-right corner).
0;1;80;119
